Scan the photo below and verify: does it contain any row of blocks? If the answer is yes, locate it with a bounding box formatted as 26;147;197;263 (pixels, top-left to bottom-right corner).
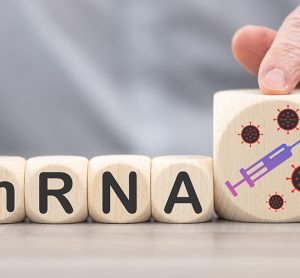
3;89;300;223
0;155;213;223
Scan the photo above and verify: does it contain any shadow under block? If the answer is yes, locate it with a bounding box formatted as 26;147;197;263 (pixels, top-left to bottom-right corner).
0;157;26;223
25;156;88;223
151;156;214;223
214;89;300;222
88;155;151;223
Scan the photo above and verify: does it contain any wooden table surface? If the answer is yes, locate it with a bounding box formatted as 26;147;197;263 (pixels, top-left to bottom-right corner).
1;219;299;277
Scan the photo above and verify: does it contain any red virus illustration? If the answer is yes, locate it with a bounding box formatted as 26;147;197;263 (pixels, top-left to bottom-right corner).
238;122;263;147
286;164;300;193
266;192;286;211
274;104;299;134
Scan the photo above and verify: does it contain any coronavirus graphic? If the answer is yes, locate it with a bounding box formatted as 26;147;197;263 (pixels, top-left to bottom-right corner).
286;164;300;193
274;105;299;134
266;192;286;211
238;122;263;147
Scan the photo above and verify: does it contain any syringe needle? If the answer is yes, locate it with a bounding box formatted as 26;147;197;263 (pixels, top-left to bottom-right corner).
290;139;300;149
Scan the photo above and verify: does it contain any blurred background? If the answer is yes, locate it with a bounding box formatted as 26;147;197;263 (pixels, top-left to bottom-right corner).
0;0;298;158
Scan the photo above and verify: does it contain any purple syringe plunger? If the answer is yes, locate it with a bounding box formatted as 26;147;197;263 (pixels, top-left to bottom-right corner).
225;139;300;197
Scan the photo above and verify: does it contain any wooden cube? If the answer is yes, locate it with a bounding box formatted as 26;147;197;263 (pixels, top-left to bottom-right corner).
214;89;300;222
151;156;214;223
0;157;25;223
25;156;88;223
88;155;151;223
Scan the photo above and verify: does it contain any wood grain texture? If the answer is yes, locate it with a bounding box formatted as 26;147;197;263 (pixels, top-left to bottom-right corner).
88;155;151;223
25;156;88;223
0;156;25;223
151;156;214;223
214;89;300;222
1;221;300;278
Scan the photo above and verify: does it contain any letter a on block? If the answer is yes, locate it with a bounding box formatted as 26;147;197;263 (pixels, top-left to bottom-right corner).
88;156;151;223
151;156;213;223
214;89;300;222
164;171;202;214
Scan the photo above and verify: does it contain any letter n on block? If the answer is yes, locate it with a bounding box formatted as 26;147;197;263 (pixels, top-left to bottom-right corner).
88;156;151;223
0;157;26;223
151;156;214;223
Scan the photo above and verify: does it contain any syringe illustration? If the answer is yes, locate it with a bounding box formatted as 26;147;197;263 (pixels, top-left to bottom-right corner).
225;139;300;197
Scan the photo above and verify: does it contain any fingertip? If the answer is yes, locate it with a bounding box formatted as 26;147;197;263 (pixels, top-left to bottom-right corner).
258;67;291;95
232;25;276;75
232;25;259;52
232;25;258;69
259;85;291;95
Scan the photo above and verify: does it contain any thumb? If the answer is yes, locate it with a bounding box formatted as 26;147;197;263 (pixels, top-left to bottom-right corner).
259;6;300;94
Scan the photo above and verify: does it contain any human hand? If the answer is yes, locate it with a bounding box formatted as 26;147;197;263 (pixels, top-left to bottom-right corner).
232;6;300;95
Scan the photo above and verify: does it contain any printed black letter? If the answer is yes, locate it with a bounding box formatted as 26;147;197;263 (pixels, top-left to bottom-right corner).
164;171;202;214
102;171;137;214
39;172;73;214
0;181;15;212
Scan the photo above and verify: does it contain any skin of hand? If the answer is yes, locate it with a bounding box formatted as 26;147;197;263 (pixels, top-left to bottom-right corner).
232;6;300;95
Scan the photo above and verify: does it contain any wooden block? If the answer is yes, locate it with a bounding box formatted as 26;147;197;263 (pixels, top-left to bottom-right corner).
151;156;214;223
214;89;300;222
0;157;25;223
25;156;88;223
88;155;151;223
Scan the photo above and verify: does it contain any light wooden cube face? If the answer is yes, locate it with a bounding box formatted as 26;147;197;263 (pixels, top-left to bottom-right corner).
88;156;151;223
151;156;214;223
0;157;25;223
25;156;88;223
214;89;300;222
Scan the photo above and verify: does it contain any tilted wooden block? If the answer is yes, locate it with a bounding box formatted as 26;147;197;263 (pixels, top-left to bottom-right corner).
214;89;300;222
88;155;151;223
151;156;214;223
0;157;26;223
25;156;88;223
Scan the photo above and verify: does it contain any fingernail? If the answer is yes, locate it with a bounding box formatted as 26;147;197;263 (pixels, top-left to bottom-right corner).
262;68;288;91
